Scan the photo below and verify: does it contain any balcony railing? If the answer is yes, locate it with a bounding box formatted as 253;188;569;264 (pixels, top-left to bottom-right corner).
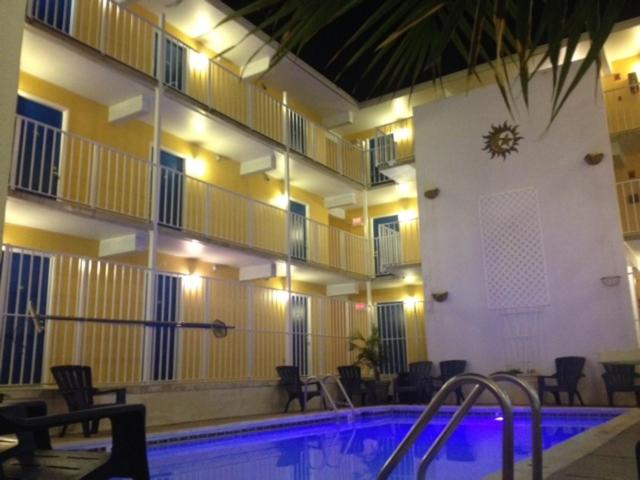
364;117;414;186
0;245;424;386
617;179;640;235
603;85;640;136
10;115;371;277
375;218;421;274
26;0;368;185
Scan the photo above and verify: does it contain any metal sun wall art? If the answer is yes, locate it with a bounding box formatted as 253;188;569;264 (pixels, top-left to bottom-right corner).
482;121;523;159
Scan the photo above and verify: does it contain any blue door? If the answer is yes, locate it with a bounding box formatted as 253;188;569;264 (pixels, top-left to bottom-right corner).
16;96;63;197
377;302;407;374
289;200;307;261
373;215;399;275
291;295;309;376
31;0;73;34
1;253;50;385
159;150;184;229
152;274;179;381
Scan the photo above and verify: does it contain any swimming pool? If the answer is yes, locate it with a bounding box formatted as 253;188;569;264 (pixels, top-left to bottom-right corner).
146;407;623;479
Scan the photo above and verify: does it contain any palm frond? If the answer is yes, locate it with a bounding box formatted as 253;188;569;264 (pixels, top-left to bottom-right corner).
221;0;627;124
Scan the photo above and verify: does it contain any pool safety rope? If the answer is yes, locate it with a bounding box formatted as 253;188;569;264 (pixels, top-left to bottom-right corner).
27;302;235;338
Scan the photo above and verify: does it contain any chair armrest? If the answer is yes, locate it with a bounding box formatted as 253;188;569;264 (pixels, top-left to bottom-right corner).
93;388;126;403
6;404;145;430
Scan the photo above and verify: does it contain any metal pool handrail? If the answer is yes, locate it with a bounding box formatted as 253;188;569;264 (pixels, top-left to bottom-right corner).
322;375;355;411
376;374;515;480
490;373;543;480
303;375;354;415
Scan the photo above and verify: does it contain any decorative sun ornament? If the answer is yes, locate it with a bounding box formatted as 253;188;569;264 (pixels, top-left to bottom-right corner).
482;121;523;159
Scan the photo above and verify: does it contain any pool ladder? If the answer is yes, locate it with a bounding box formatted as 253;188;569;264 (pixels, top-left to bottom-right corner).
377;373;542;480
303;375;355;416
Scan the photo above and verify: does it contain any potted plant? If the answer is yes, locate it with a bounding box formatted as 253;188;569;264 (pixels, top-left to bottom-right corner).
349;326;390;404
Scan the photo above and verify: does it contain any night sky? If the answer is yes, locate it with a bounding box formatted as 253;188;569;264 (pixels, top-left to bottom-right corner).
223;1;640;101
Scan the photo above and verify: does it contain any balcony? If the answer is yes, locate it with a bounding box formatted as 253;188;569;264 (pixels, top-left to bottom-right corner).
616;179;640;237
26;0;367;186
364;118;415;186
374;218;421;275
10;115;372;277
0;245;426;386
604;85;640;136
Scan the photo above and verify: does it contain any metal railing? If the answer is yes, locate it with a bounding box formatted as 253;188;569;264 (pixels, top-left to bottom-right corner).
11;115;152;220
617;179;640;235
26;0;368;185
377;373;542;480
603;85;640;135
0;245;427;387
374;218;421;274
303;374;355;415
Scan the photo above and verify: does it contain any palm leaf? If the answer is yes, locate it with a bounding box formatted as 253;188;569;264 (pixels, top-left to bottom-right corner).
221;0;628;124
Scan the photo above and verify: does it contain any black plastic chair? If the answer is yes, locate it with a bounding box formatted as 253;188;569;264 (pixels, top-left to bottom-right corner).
537;356;586;406
601;363;640;406
338;365;368;405
0;400;149;479
276;366;324;413
51;365;126;437
432;360;467;405
394;361;433;404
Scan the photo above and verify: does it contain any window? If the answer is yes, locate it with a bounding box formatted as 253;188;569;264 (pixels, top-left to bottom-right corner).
152;274;179;381
1;252;50;385
155;36;187;92
289;200;307;261
369;134;395;185
287;110;307;154
291;295;310;375
31;0;74;34
377;302;407;374
15;96;63;198
158;150;184;229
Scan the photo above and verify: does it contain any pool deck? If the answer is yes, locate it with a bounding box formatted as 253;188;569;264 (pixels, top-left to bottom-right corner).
547;420;640;480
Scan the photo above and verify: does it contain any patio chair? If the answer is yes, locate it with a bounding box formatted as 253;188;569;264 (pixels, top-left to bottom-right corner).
601;363;640;406
0;400;149;479
276;366;325;413
394;361;433;404
51;365;126;437
432;360;467;405
537;356;586;406
338;365;368;405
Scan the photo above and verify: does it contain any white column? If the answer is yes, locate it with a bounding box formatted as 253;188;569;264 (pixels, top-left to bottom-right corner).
283;91;293;364
363;189;373;326
0;0;28;242
143;13;165;382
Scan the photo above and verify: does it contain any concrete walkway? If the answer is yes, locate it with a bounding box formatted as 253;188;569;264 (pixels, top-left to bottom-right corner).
548;422;639;480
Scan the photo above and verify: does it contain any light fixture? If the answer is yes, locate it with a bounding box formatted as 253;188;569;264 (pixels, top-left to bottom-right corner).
183;274;202;290
273;193;288;209
396;182;413;198
393;127;411;142
584;153;604;166
600;275;621;287
189;50;209;72
398;210;417;222
186;239;204;256
275;290;290;303
431;291;449;302
403;296;419;308
185;157;206;178
424;188;440;200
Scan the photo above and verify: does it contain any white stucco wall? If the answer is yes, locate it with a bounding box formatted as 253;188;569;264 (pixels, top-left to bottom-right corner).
415;66;637;403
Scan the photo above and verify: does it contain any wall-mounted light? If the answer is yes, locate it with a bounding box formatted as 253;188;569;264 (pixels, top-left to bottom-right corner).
431;291;449;302
273;193;288;209
183;274;203;291
403;296;419;308
629;72;639;94
584;153;604;166
398;210;417;222
424;188;440;200
185;157;206;178
601;275;621;287
393;127;411;142
189;50;209;72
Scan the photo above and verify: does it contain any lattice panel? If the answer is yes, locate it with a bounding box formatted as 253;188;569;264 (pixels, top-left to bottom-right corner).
479;187;550;309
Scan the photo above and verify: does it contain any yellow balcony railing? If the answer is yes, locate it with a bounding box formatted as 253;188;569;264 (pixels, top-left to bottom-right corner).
27;0;367;185
0;245;404;386
617;179;640;236
375;218;421;274
604;85;640;136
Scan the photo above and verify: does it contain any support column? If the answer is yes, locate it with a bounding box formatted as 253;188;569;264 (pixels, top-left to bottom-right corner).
143;13;165;382
363;189;374;326
283;91;293;364
0;1;28;242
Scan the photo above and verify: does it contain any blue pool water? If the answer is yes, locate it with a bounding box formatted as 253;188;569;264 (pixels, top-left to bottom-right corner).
148;410;619;479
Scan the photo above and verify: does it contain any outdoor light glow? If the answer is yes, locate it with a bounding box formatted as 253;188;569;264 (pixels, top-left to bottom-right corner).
398;209;417;222
275;290;290;303
391;97;410;119
404;273;417;284
189;50;210;72
393;127;411;142
396;183;413;198
403;296;418;308
186;239;204;256
186;157;206;179
183;274;203;291
494;416;504;422
191;116;207;135
273;193;289;209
